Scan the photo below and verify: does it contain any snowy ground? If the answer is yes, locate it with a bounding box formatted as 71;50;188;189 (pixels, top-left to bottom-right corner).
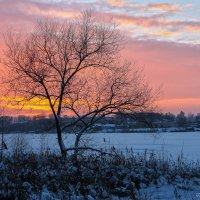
4;132;200;161
2;132;200;200
139;184;200;200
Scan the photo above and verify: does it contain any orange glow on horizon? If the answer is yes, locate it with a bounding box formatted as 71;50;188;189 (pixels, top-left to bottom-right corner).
1;96;200;115
157;98;200;114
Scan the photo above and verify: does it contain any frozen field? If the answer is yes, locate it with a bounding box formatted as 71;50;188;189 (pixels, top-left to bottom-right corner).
2;132;200;199
4;132;200;161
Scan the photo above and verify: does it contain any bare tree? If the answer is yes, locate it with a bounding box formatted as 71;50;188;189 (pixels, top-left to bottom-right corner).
0;106;8;160
62;64;154;156
3;10;154;157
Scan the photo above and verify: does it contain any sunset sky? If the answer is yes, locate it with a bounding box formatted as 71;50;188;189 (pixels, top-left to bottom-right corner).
0;0;200;115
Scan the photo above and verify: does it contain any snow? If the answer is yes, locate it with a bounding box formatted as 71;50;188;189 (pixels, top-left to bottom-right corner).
3;132;200;161
1;132;200;199
140;184;199;200
1;138;200;200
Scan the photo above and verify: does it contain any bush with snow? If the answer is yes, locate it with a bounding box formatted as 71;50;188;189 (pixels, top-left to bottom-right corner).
0;150;200;199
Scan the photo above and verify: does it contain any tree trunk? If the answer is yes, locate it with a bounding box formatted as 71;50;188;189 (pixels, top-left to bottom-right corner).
74;134;81;157
55;119;66;158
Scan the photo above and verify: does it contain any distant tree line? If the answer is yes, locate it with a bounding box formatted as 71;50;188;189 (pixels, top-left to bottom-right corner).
0;115;53;133
1;111;200;133
113;111;199;130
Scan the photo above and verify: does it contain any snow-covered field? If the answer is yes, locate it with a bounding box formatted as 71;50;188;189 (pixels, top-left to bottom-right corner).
2;132;200;200
4;132;200;161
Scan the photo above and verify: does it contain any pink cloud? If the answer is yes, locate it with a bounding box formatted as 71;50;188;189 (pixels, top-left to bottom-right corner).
145;3;181;13
0;0;81;26
104;0;182;14
175;21;200;32
0;0;199;36
104;0;126;7
113;12;199;29
100;12;200;37
100;12;169;28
